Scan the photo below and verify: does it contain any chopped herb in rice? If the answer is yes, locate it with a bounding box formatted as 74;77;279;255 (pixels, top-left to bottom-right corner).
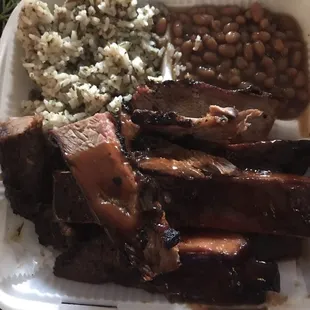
17;0;165;128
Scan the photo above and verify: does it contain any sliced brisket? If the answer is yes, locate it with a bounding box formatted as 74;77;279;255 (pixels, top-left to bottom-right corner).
53;171;98;224
50;113;180;280
249;235;303;261
35;208;78;250
131;106;262;144
129;80;278;143
54;232;140;285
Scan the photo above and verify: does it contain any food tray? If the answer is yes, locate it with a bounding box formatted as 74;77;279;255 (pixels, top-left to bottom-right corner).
1;0;310;309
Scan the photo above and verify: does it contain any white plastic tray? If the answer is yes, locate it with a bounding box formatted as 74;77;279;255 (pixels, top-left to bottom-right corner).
2;0;310;309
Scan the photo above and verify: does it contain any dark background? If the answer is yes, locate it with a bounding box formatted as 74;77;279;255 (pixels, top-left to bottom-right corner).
0;0;20;35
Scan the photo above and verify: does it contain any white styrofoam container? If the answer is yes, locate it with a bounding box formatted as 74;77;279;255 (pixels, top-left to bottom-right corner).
2;0;310;309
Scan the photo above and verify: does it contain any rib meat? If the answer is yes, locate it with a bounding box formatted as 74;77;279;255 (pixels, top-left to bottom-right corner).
225;140;310;175
54;232;140;285
35;208;78;250
152;172;310;237
54;232;280;305
0;116;49;220
50;112;180;280
129;80;278;143
249;235;303;261
145;257;279;305
175;138;310;175
134;136;239;178
52;166;302;261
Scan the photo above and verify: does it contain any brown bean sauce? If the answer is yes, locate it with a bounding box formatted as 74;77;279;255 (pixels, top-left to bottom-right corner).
162;3;309;120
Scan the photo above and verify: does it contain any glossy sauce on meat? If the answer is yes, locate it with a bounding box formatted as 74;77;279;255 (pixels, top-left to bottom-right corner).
69;142;139;235
179;233;247;256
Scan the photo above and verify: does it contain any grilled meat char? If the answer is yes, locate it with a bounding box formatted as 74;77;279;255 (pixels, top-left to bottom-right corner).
0;116;51;220
175;138;310;176
249;235;303;261
54;232;140;285
50;112;180;280
224;140;310;175
52;168;302;261
53;171;98;224
131;105;262;144
130;134;310;237
35;208;78;250
55;232;280;305
129;80;278;143
149;171;310;237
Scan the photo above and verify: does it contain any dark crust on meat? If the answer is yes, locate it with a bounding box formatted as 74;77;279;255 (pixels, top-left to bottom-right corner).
129;80;278;143
132;110;193;127
144;258;280;305
173;138;310;176
53;171;99;224
54;230;280;305
0;116;48;220
144;79;276;100
50;113;181;281
158;172;310;237
54;232;141;285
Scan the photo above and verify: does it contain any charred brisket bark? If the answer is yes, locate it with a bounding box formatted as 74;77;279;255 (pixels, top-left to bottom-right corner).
54;232;280;305
0;116;50;220
174;138;310;176
129;80;278;143
53;171;98;224
50;113;180;280
151;172;310;237
131;106;262;144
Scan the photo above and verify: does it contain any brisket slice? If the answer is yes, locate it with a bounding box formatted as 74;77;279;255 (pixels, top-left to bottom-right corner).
175;138;310;176
145;258;279;305
131;106;262;144
0;116;50;220
53;171;98;224
54;232;141;286
149;172;310;237
35;208;78;250
129;80;278;142
50;113;180;280
54;232;280;305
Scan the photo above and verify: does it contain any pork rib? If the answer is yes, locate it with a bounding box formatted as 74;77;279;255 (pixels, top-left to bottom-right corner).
0;116;49;220
54;232;280;305
152;172;310;237
175;138;310;175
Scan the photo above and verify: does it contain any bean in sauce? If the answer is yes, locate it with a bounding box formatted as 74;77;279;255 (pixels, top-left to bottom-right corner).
197;67;216;80
166;2;309;118
225;31;240;44
155;17;167;36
